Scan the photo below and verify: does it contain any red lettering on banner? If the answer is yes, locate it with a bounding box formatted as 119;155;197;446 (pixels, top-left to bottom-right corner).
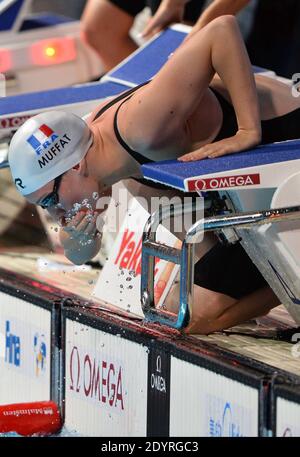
108;363;115;407
69;346;80;392
187;173;260;191
116;367;124;410
69;347;125;411
119;241;135;269
91;359;101;400
101;360;107;403
114;229;161;276
114;229;134;265
0;115;32;130
128;239;142;274
84;355;92;396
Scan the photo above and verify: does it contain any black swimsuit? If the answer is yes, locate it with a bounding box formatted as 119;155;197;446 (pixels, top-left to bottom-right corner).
94;81;300;157
94;81;174;190
210;87;300;144
94;82;300;299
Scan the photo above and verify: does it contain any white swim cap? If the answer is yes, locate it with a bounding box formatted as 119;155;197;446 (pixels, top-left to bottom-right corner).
8;110;93;195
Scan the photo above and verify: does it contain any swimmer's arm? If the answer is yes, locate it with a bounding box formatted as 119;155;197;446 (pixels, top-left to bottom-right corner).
125;15;261;154
142;0;190;38
187;0;250;37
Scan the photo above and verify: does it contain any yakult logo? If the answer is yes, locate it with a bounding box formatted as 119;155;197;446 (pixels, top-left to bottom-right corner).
187;173;260;191
69;346;125;411
114;229;161;276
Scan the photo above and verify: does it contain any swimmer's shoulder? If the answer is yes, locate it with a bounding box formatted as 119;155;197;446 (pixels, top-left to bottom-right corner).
86;97;116;126
87;83;147;126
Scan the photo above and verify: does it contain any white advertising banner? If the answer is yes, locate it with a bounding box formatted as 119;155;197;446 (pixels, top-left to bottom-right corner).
93;198;180;317
276;397;300;437
170;356;259;437
0;291;51;404
65;318;148;436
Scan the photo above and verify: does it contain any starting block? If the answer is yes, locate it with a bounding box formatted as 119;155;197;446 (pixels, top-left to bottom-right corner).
0;80;129;140
141;142;300;328
0;26;191;143
0;0;102;95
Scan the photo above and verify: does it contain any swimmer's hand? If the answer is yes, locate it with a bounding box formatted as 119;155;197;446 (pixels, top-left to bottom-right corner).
178;129;261;161
141;0;187;39
59;210;102;265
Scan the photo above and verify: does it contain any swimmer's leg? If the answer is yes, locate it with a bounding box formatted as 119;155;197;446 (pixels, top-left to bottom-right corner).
81;0;140;71
165;240;281;334
165;283;280;335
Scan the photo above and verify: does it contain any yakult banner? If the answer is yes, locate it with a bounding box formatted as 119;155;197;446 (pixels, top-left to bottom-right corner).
0;291;51;404
64;319;148;436
93;198;180;317
276;396;300;437
169;357;259;437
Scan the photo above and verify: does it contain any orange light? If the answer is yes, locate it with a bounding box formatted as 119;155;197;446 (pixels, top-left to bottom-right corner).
0;49;12;73
31;38;76;66
44;46;56;58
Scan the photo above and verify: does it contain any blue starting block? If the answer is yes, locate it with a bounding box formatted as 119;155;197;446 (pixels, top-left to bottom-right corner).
141;142;300;329
0;81;129;138
142;140;300;192
0;0;30;32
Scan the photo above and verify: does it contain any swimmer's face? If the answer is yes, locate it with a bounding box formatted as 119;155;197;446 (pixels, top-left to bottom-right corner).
26;166;109;223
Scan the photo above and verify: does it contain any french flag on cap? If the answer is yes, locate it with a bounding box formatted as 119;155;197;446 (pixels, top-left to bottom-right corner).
27;124;55;151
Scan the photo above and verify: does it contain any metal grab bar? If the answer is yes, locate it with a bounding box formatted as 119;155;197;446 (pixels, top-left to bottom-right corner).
141;203;300;330
141;201;197;329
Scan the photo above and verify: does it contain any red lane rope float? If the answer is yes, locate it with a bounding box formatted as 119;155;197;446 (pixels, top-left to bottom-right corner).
0;401;62;436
